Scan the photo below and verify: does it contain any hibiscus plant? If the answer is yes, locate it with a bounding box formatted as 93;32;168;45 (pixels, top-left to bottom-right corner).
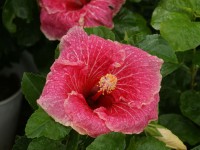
1;0;200;149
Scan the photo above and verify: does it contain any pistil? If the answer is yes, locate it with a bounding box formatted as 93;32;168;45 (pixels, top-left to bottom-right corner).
91;74;117;101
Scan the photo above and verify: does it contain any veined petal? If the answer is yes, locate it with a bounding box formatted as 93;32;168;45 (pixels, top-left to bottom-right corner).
112;45;163;108
40;9;81;40
64;91;110;137
94;94;159;134
37;64;87;125
83;0;124;28
60;27;125;93
39;0;67;14
39;0;125;40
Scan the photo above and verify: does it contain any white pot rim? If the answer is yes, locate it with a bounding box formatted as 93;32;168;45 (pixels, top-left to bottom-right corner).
0;88;21;106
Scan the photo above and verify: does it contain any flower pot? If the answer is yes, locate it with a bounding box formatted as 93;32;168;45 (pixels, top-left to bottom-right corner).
0;51;37;150
0;88;22;149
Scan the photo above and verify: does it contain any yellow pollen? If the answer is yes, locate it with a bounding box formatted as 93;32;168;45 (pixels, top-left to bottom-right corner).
98;74;117;95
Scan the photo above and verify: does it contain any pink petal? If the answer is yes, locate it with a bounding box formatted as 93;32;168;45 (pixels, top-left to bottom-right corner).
39;0;125;40
60;27;125;94
39;0;67;14
94;94;159;134
40;9;81;40
83;0;125;28
37;64;87;124
64;91;110;137
111;45;163;108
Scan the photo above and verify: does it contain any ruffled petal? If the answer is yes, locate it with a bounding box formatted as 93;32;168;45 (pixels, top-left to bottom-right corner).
83;0;125;28
39;0;125;40
111;45;163;108
39;0;67;14
64;91;110;137
40;9;81;40
94;94;159;134
60;27;125;94
37;64;87;124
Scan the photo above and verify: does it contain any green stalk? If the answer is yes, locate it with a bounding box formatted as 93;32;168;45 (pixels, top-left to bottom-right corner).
191;48;198;89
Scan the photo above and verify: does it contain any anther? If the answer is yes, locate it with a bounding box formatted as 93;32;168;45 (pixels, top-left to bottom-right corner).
98;74;117;95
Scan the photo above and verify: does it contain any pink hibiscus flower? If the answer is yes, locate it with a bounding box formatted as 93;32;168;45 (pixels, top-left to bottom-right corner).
39;0;125;40
37;27;163;137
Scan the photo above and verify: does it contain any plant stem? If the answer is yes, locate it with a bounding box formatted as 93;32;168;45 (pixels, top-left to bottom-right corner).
191;48;198;89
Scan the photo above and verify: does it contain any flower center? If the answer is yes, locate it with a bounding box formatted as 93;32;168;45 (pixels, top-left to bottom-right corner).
66;0;91;11
98;74;117;95
87;74;117;109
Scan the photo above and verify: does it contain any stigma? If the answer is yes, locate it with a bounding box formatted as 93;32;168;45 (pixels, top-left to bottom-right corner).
98;74;117;94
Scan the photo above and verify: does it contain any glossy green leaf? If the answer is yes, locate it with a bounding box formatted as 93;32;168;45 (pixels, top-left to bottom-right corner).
22;73;46;110
113;8;151;42
27;137;65;150
180;91;200;126
138;34;178;63
159;114;200;145
25;108;71;140
160;19;200;51
86;132;125;150
84;26;115;41
127;136;170;150
151;0;194;30
151;0;200;51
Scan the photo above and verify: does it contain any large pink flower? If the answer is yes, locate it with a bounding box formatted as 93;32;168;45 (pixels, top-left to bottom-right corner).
39;0;125;40
37;27;163;137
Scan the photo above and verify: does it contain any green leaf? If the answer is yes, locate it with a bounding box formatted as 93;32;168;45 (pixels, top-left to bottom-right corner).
161;62;180;77
2;0;16;33
138;34;178;63
22;73;46;110
127;136;170;150
113;8;151;43
2;0;37;33
84;26;115;41
151;0;200;51
25;108;71;140
66;130;81;150
27;137;65;150
159;114;200;145
180;91;200;126
151;0;193;30
191;145;200;150
160;19;200;51
86;132;125;150
12;136;32;150
2;0;41;46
